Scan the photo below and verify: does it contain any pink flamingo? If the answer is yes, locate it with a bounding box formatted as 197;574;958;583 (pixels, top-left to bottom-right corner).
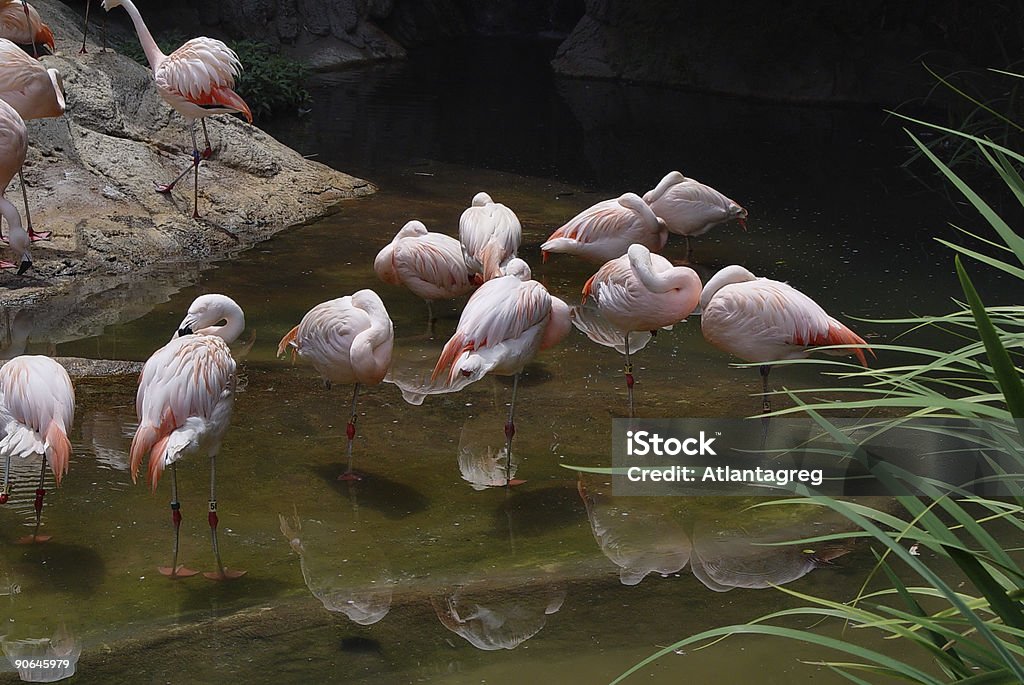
0;0;53;58
130;294;246;580
0;38;65;242
700;265;871;412
432;258;571;485
0;355;74;543
0;97;32;274
541;192;667;264
582;244;702;416
278;290;394;481
459;192;522;281
101;0;253;218
643;171;747;259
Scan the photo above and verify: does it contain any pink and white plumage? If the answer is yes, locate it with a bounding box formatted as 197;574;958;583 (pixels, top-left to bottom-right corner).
459;192;522;281
130;293;245;579
700;265;870;410
643;171;747;255
374;220;477;314
541;192;667;264
0;354;74;542
0;0;54;56
581;244;702;415
0;97;31;274
278;289;393;480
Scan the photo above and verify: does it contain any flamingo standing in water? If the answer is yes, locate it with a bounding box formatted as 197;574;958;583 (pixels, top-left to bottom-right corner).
0;355;74;544
101;0;253;218
583;244;701;416
700;265;870;412
278;290;394;481
0;38;64;243
130;294;246;580
643;171;747;259
459;192;522;281
0;98;32;274
541;193;667;264
374;220;478;326
432;258;571;485
0;0;54;58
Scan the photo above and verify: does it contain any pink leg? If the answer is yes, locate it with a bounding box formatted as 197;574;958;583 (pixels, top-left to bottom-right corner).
338;384;363;481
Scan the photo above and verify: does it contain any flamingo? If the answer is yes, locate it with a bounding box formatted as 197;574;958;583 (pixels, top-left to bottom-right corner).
699;265;871;412
101;0;253;218
278;290;394;481
0;38;65;243
80;1;107;54
129;294;246;580
0;355;74;544
373;220;477;326
432;258;571;485
643;171;747;259
0;98;32;274
582;244;702;416
459;192;522;281
541;192;667;264
0;0;54;58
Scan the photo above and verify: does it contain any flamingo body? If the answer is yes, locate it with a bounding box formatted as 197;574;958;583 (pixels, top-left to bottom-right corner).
374;220;475;303
0;97;30;272
459;192;521;281
700;265;868;365
0;39;64;120
643;171;746;239
583;244;702;333
0;1;53;54
0;355;74;484
541;193;667;263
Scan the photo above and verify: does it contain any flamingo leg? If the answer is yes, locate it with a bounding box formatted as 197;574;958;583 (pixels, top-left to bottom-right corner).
0;452;10;505
338;383;362;481
159;463;198;578
504;373;519;488
200;119;213;160
80;0;91;54
101;6;107;51
685;236;693;261
16;457;50;543
23;2;36;58
624;331;635;418
19;170;51;242
204;454;245;580
760;364;772;414
155;122;203;217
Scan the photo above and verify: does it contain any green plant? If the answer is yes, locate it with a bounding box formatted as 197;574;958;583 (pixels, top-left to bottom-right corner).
115;32;310;121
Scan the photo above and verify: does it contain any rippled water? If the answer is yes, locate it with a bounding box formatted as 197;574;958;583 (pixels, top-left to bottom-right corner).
0;37;1011;683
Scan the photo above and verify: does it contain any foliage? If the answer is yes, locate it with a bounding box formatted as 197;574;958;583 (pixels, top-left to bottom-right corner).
614;85;1024;682
115;32;310;121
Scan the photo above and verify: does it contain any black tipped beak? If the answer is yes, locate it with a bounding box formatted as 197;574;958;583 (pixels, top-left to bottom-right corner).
178;325;193;336
17;260;31;275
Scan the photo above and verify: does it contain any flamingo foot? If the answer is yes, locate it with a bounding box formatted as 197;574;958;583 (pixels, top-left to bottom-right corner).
0;261;16;269
202;568;246;580
506;478;526;487
337;470;363;482
158;565;199;579
28;229;51;242
78;46;87;54
15;534;52;544
154;182;175;194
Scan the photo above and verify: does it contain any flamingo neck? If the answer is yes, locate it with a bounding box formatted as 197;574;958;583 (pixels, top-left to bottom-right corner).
647;171;686;203
0;196;27;255
700;265;756;310
119;0;165;72
197;300;245;344
629;249;683;294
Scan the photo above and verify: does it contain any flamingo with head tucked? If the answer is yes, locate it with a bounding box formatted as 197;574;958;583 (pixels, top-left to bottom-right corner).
459;192;522;281
541;193;667;264
0;355;74;544
643;171;747;259
0;97;32;274
699;265;871;412
582;244;702;416
432;258;571;485
101;0;253;218
130;294;246;580
0;0;53;58
278;290;394;481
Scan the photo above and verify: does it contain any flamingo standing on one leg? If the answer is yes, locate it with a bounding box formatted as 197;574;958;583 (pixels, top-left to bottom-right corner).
374;220;478;328
582;244;702;416
541;193;667;264
80;0;107;54
0;0;54;58
459;192;522;281
130;294;246;580
643;171;747;260
278;290;394;481
0;97;33;274
0;355;74;544
0;38;65;243
101;0;253;218
699;265;871;413
432;258;571;485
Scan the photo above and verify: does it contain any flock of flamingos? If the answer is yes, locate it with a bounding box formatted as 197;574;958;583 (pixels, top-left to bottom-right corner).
0;0;871;580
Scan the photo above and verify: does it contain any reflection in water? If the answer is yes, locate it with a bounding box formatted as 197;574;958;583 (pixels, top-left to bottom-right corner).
80;411;131;472
431;584;565;651
1;625;80;682
570;302;651;355
457;415;521;489
279;512;394;626
0;309;33;359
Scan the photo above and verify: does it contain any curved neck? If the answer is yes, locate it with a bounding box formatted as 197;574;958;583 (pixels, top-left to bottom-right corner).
628;249;681;294
0;196;25;244
198;301;245;344
647;171;685;202
119;0;165;72
700;266;754;310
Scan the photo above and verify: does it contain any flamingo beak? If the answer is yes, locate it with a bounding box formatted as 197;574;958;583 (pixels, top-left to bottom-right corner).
738;217;747;231
16;259;31;275
178;325;194;336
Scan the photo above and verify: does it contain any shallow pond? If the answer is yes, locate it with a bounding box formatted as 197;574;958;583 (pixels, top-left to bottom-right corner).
0;38;1015;683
